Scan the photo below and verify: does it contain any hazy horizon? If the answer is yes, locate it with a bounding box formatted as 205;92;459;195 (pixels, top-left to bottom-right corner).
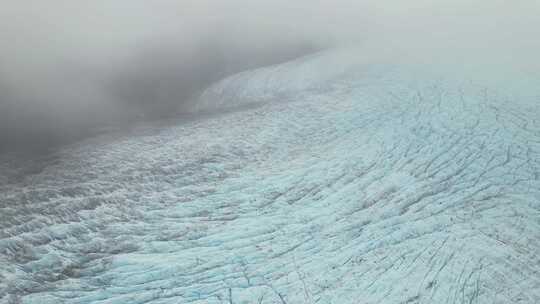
1;0;539;152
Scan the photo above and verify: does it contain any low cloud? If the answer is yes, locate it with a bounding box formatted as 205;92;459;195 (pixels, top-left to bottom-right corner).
1;0;539;152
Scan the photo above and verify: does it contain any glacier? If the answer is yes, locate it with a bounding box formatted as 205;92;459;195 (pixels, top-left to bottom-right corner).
1;49;540;303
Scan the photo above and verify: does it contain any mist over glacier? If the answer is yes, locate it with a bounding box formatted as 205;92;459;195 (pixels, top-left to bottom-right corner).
1;0;539;151
2;1;540;304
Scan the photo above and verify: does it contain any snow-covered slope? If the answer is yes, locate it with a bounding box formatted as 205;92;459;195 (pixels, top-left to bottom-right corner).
1;49;540;303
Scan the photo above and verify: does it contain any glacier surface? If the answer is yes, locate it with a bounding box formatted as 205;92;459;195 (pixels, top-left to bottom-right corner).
1;49;540;303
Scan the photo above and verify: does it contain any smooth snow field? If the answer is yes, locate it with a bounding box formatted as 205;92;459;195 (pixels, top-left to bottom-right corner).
1;50;540;303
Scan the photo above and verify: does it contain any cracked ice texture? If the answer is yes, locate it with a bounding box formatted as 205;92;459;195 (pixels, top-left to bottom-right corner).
1;49;540;303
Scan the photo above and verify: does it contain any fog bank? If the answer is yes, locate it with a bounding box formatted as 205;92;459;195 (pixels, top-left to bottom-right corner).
1;0;539;152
